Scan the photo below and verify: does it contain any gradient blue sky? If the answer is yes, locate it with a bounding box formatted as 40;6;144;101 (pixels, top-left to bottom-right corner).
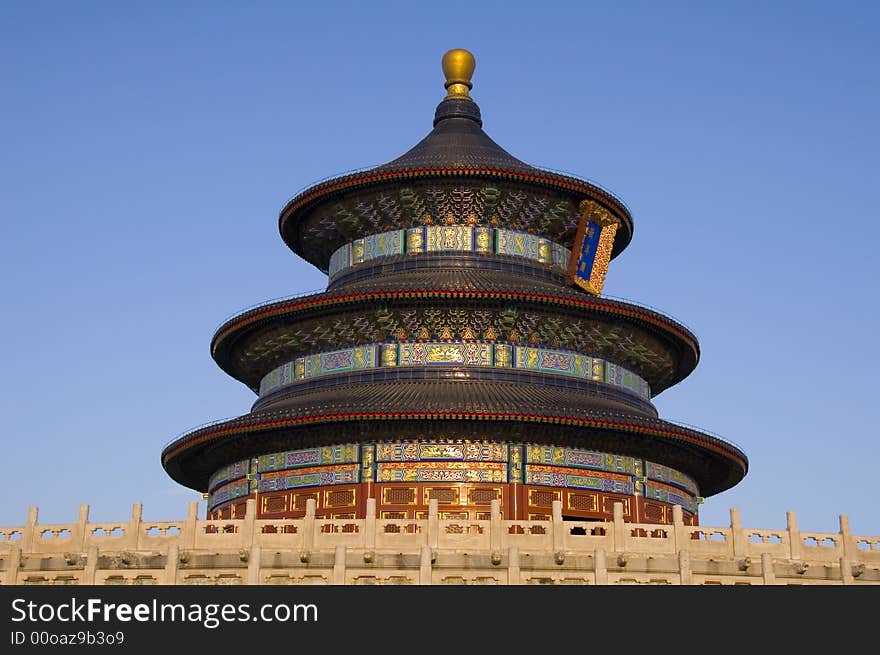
2;1;877;535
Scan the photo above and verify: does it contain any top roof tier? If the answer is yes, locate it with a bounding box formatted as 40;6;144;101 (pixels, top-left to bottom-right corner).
279;49;634;273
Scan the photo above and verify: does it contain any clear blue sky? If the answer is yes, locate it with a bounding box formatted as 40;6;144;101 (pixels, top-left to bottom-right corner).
2;1;877;535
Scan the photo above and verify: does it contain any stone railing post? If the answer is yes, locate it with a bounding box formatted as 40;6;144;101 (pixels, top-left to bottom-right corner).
247;544;262;584
612;502;625;552
427;499;439;551
678;549;692;585
839;514;855;559
761;553;775;585
83;545;99;584
333;545;347;585
22;506;38;552
364;498;376;555
302;499;316;558
552;500;564;562
730;508;746;558
164;544;179;585
77;504;91;550
241;499;257;546
490;499;502;554
183;501;198;549
671;505;685;554
839;556;853;585
5;546;21;585
787;511;801;560
594;547;608;585
508;546;520;585
419;545;433;585
128;502;142;549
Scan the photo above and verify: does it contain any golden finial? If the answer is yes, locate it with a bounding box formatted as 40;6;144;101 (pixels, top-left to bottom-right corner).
442;48;476;99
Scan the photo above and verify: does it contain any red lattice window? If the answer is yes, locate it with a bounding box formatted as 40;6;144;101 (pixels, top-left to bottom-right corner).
643;502;665;523
468;488;500;505
293;493;318;510
326;490;355;507
262;496;287;514
529;490;557;507
427;488;459;504
567;493;598;512
383;487;416;505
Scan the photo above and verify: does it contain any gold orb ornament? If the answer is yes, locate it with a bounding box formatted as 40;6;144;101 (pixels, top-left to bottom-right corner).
442;48;475;99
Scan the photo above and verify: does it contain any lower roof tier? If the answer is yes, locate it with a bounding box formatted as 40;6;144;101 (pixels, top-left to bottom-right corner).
161;380;747;498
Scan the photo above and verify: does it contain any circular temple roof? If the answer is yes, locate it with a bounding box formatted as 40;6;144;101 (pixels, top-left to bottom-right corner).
279;51;634;270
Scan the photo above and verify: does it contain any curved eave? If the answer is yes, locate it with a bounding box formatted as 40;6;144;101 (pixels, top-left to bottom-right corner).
278;167;634;264
162;409;747;497
210;288;700;391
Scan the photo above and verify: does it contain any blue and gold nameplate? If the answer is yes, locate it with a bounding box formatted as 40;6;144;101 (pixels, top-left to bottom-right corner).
567;199;619;296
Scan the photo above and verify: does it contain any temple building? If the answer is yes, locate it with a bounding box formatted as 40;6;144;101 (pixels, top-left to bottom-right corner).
3;51;877;586
162;49;746;526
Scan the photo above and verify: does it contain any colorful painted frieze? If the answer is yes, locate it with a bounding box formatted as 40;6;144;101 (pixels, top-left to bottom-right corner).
405;227;426;253
493;343;512;367
552;241;570;270
508;444;523;483
525;445;639;475
524;465;635;494
257;464;360;492
645;461;699;496
256;444;360;473
363;229;404;260
259;342;649;401
375;441;508;462
474;226;493;253
644;480;698;514
496;229;541;260
604;362;651;399
209;479;250;508
328;227;572;282
426;225;474;252
376;461;506;483
514;346;602;381
328;242;352;278
361;444;375;482
208;459;250;491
